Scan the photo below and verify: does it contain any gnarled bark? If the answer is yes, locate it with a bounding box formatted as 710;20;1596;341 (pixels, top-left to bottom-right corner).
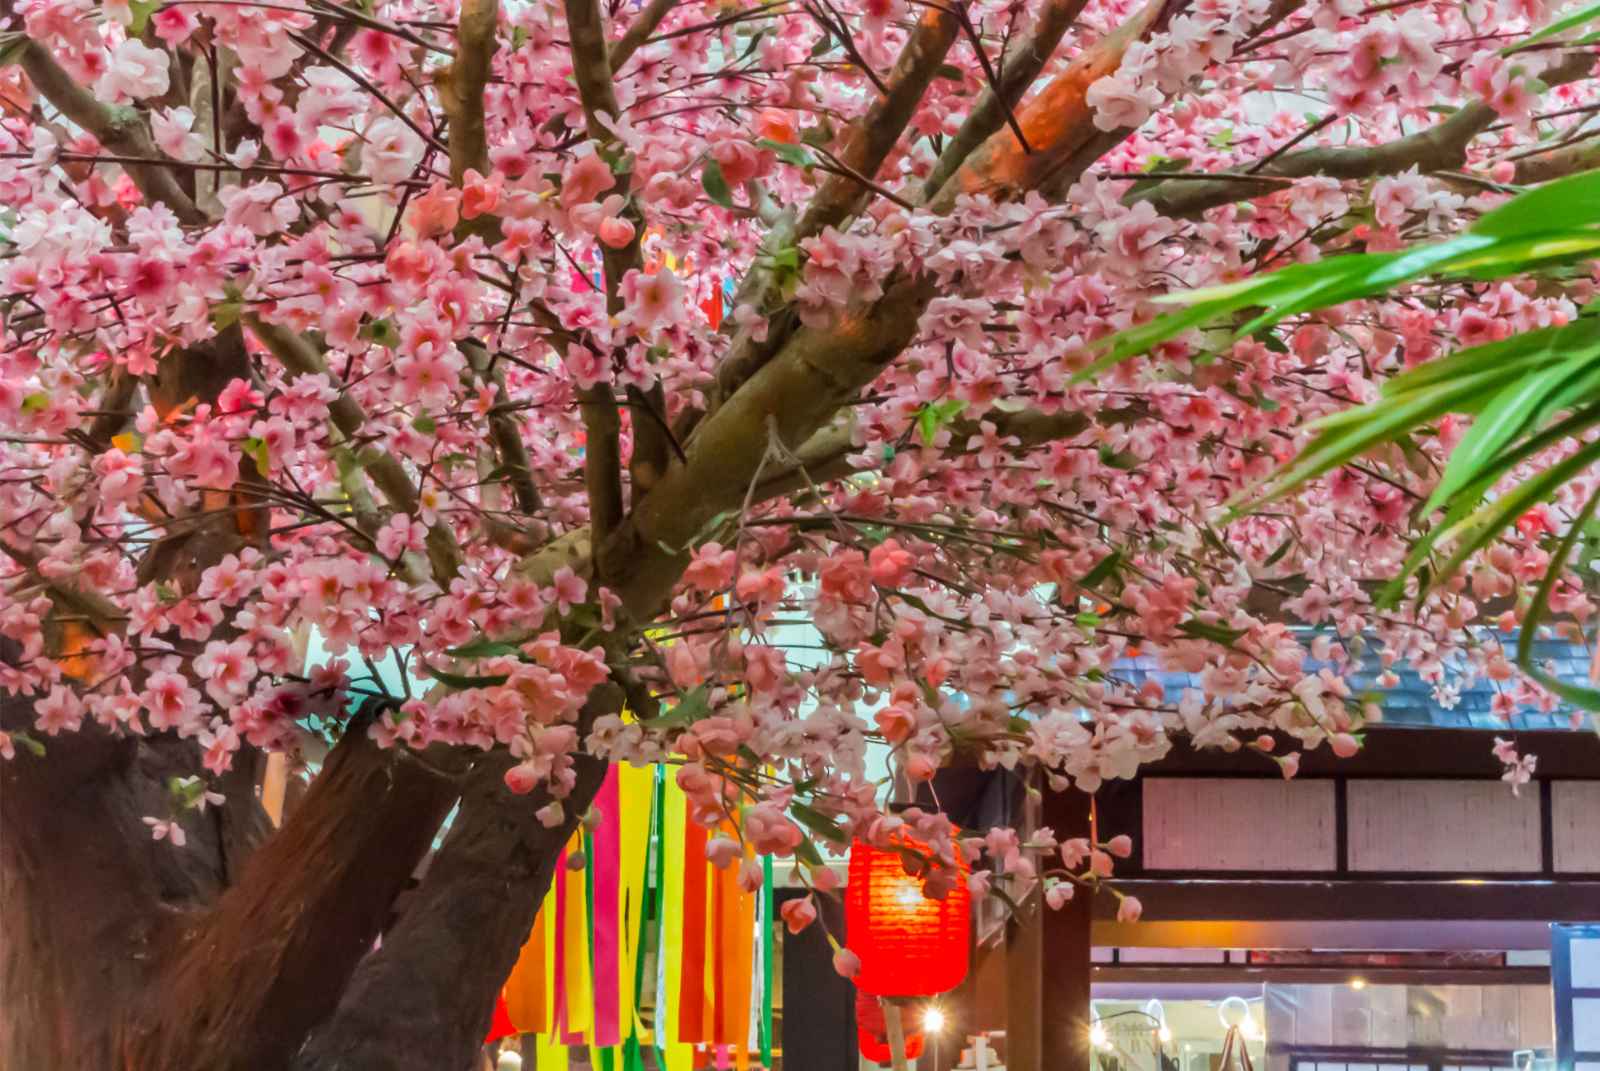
292;728;612;1071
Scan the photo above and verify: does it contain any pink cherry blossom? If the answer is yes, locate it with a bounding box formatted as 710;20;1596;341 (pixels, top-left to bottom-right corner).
780;896;817;934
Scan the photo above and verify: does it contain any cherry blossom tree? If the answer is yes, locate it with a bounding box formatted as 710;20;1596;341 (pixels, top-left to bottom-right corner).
1;0;1597;1065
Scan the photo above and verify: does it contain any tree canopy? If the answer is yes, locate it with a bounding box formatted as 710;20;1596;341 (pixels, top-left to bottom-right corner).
2;0;1598;1064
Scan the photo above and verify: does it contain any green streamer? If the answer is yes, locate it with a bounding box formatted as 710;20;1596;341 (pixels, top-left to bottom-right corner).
760;854;774;1068
648;766;669;1068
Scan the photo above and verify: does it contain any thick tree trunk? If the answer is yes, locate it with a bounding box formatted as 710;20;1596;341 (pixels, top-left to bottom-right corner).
0;712;262;1067
292;743;609;1071
0;693;467;1071
126;708;469;1071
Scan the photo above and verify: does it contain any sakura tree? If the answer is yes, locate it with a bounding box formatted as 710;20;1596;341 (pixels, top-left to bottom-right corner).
1;0;1596;1064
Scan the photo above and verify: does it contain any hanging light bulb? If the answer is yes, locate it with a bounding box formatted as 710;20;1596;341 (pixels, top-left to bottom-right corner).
1089;1021;1109;1049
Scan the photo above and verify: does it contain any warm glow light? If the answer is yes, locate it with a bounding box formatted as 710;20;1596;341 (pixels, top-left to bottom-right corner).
1349;976;1367;991
924;1007;945;1034
1089;1022;1109;1049
1158;1025;1172;1044
1241;1019;1261;1041
1218;996;1249;1029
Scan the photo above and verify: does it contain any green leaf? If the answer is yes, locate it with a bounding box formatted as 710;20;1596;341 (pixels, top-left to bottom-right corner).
128;0;160;33
412;414;437;435
1097;444;1139;470
20;392;49;414
1435;436;1600;583
1251;363;1521;507
1077;550;1122;590
793;836;826;868
360;318;400;348
757;138;813;168
424;666;511;690
790;801;848;845
1517;485;1600;710
1177;619;1247;647
13;730;45;758
916;399;966;445
1503;0;1600;53
1472;171;1600;237
210;299;243;331
1423;347;1600;514
639;684;710;730
701;158;734;208
241;436;270;474
445;637;525;658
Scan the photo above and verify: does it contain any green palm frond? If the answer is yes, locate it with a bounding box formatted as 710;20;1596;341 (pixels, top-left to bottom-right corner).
1093;170;1600;705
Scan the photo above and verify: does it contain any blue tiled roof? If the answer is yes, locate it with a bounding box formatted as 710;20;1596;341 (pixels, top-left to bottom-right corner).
1110;630;1591;732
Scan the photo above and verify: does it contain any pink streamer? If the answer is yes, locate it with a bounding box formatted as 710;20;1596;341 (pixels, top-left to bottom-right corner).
591;767;623;1046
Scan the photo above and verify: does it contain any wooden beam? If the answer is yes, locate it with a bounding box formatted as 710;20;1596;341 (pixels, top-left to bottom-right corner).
1092;964;1550;986
1133;727;1600;779
1095;878;1600;921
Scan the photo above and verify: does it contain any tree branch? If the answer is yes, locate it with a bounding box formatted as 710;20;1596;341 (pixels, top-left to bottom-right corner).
437;0;499;183
921;0;1092;202
1512;135;1600;185
751;407;1095;502
248;317;465;583
1138;51;1597;218
702;4;964;420
11;39;206;225
564;0;667;534
928;0;1189;210
609;0;680;72
593;0;1228;620
465;341;543;514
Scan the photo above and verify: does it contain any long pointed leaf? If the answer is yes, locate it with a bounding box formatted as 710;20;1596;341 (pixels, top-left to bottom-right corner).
1504;1;1600;54
1249;365;1528;506
1435;437;1600;581
1517;485;1600;710
1472;171;1600;237
1423;352;1600;514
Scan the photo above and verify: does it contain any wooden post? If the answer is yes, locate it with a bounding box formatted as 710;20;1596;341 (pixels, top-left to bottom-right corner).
1041;787;1094;1071
883;997;910;1071
1004;885;1044;1071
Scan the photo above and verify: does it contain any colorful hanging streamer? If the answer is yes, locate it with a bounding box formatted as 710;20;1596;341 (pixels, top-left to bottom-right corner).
493;763;775;1070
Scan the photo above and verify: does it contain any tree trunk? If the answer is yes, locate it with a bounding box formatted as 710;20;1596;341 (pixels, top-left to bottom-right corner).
126;708;469;1071
292;744;609;1071
0;691;469;1071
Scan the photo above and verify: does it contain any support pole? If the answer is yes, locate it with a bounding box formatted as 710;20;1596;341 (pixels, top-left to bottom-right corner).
1041;787;1093;1071
883;997;910;1071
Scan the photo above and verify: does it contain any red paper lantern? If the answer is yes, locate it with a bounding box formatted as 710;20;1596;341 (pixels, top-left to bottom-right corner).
845;833;971;997
858;1025;926;1066
856;991;925;1066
